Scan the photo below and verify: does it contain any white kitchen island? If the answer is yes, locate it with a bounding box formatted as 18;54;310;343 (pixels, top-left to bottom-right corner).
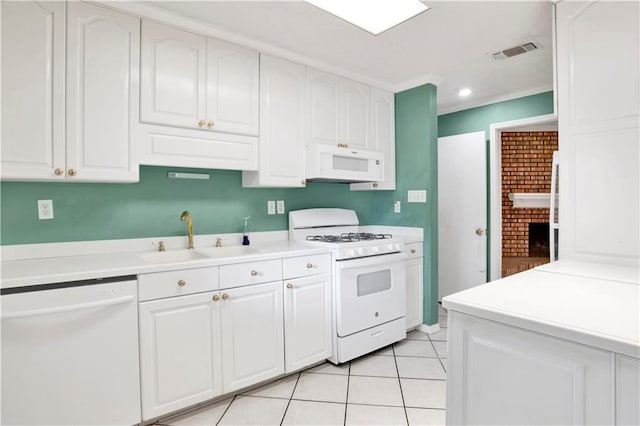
443;260;639;425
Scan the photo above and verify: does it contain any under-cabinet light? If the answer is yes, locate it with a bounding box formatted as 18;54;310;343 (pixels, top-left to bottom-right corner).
304;0;430;36
167;172;210;180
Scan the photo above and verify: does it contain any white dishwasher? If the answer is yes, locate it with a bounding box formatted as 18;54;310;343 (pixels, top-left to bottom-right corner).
1;276;142;425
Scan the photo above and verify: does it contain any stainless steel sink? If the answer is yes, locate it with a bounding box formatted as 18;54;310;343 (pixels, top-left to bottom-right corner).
140;249;209;263
196;246;259;258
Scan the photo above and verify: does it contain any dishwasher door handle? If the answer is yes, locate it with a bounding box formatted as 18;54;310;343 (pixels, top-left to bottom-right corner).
2;295;135;320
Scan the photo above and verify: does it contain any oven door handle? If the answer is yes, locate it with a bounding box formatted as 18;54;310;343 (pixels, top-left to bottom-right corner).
335;252;407;269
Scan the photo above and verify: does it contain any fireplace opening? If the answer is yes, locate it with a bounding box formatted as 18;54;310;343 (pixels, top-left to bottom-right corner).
529;222;550;258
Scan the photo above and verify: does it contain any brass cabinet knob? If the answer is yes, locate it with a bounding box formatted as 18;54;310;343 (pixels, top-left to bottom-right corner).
222;293;229;300
67;168;77;177
207;121;214;128
212;294;220;302
54;168;64;176
286;283;293;289
410;249;416;254
250;270;258;276
306;263;313;269
301;179;306;185
178;279;186;287
476;228;485;236
373;183;378;188
198;120;206;127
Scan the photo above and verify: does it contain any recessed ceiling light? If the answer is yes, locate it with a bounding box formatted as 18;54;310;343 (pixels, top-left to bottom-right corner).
304;0;430;36
458;88;472;97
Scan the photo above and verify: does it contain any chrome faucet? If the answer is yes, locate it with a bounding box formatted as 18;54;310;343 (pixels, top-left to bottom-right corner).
180;211;194;249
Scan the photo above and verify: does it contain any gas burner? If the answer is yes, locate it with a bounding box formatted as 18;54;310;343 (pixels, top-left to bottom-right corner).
341;232;393;241
306;235;343;243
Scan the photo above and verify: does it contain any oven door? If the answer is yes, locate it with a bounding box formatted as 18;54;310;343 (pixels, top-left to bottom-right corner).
335;252;407;337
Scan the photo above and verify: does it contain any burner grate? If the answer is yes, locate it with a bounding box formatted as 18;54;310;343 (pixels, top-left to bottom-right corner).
306;233;393;243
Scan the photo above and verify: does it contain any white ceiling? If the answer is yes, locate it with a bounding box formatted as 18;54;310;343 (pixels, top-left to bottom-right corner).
150;0;554;115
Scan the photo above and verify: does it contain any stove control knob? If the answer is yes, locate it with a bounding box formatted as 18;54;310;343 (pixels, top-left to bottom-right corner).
371;246;379;253
357;248;364;255
348;249;355;257
394;243;401;251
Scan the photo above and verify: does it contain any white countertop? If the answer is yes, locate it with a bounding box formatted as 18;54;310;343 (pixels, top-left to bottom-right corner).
443;260;640;358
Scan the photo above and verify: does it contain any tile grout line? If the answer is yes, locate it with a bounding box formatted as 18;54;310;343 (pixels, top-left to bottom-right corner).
343;362;351;426
214;394;237;426
279;372;301;426
392;343;411;426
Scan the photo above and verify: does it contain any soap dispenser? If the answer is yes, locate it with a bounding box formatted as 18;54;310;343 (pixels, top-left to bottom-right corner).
242;216;251;246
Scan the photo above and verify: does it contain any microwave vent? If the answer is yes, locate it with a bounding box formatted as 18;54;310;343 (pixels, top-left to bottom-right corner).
492;40;541;60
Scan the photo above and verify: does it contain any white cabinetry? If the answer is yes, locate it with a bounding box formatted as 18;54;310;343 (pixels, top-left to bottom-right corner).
447;311;615;425
404;243;423;330
1;1;139;182
351;88;396;190
617;355;640;425
138;267;220;420
243;55;306;187
556;1;639;266
283;254;332;372
307;68;371;150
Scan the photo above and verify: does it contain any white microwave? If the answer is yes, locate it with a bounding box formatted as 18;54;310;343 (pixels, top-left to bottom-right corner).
306;144;384;183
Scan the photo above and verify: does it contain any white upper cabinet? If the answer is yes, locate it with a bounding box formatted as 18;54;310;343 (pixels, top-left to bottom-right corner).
1;1;139;182
556;1;639;266
351;88;396;191
140;21;206;130
1;1;65;181
66;2;139;182
307;68;371;150
242;54;306;187
141;20;258;137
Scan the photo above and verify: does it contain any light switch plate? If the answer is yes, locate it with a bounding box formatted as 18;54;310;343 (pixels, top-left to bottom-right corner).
394;201;401;213
267;200;276;215
407;190;427;203
276;200;285;215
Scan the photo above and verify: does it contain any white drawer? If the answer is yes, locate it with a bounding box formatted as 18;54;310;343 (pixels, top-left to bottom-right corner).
283;253;332;279
138;267;219;301
219;259;282;289
405;242;423;259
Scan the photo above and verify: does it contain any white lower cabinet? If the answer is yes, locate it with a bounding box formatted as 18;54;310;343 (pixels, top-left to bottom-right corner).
220;281;285;393
617;354;640;425
284;273;332;372
447;311;615;425
139;291;222;420
404;243;424;330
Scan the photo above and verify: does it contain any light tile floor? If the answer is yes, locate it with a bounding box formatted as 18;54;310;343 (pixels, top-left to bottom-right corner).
156;305;448;426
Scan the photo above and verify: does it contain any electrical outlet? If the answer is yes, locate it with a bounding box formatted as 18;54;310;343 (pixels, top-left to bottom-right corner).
267;200;276;215
276;200;285;215
394;201;401;213
38;199;54;220
407;190;427;203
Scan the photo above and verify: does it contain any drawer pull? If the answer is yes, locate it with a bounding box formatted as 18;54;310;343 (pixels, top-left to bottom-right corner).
212;294;220;302
286;283;293;289
178;279;186;287
410;249;416;254
222;293;229;300
250;270;258;276
306;263;313;269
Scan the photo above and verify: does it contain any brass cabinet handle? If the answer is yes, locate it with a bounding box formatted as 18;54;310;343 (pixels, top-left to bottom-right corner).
198;120;206;127
54;168;64;176
67;168;77;177
301;179;306;185
222;293;229;300
286;283;293;289
178;279;186;287
207;121;214;128
337;143;348;148
250;270;258;276
373;183;378;188
212;294;220;302
306;263;313;269
410;249;416;254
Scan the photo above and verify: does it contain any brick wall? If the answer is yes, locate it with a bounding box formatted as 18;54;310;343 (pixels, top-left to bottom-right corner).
502;131;558;257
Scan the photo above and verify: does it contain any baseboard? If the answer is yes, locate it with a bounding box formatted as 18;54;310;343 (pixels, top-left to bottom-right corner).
417;323;440;334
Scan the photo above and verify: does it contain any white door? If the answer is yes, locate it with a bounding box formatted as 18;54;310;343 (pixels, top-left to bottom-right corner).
220;281;284;393
1;1;65;181
307;68;340;147
206;38;259;136
66;2;139;182
138;292;222;420
438;131;487;299
140;20;206;130
284;274;332;372
341;78;371;150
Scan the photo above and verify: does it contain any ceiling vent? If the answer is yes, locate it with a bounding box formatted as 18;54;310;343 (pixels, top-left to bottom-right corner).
492;40;542;60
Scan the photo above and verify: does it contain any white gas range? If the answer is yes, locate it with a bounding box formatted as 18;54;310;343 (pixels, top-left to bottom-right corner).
289;208;407;364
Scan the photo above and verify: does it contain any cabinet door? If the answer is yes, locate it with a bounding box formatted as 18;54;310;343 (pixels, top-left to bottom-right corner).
220;281;284;392
341;78;371;150
242;55;306;187
556;1;639;266
1;1;65;181
140;20;206;130
139;292;222;420
405;258;423;330
447;311;614;425
284;274;332;372
206;38;259;136
307;68;340;147
617;354;640;425
66;2;139;182
351;87;396;191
